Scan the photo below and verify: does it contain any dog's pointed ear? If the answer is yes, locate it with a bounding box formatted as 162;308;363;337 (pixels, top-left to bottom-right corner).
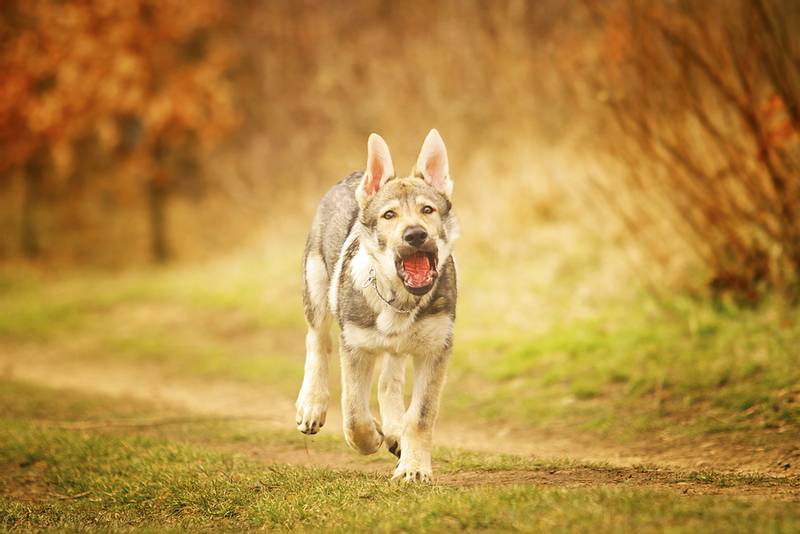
415;129;452;199
357;133;395;208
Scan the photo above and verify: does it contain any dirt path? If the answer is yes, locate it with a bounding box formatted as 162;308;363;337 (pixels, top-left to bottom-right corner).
2;346;798;500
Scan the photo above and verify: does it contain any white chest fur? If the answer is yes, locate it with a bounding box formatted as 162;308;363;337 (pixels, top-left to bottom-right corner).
340;240;453;356
342;312;452;356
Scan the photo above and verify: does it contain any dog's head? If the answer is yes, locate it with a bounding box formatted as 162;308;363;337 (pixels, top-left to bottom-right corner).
356;129;459;297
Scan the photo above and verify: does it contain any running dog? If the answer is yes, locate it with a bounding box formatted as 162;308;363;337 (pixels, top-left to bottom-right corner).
295;129;459;482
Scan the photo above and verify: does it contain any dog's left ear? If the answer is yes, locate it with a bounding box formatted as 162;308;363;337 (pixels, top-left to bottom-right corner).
415;129;452;199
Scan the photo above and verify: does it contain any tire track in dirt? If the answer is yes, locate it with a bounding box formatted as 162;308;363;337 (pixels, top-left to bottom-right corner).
208;443;798;500
2;345;798;499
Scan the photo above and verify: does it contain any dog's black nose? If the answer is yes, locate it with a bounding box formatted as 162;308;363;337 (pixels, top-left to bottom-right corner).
403;226;428;247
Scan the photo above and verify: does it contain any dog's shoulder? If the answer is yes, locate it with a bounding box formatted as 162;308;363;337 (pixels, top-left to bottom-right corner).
336;236;377;329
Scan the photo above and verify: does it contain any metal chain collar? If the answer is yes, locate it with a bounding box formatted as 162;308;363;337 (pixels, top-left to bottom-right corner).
362;269;416;314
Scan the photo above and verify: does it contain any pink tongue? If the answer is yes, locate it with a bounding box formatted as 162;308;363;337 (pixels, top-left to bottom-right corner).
403;253;431;287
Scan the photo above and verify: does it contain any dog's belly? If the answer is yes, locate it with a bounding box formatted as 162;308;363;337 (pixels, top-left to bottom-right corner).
341;312;453;356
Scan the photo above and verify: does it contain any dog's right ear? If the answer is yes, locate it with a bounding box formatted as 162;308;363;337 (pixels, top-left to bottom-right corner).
357;133;395;209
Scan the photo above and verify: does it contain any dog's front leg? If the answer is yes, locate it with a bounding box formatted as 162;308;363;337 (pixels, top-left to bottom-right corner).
295;316;332;435
392;349;450;483
340;345;384;454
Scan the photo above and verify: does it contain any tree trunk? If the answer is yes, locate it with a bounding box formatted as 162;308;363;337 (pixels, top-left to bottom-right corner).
147;178;169;263
20;156;44;259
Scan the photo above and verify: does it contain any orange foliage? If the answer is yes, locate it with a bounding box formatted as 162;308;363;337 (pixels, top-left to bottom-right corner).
762;94;798;149
0;0;239;178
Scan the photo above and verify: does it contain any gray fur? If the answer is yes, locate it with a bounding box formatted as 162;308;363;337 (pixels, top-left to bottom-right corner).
302;171;362;327
304;171;457;331
296;130;458;482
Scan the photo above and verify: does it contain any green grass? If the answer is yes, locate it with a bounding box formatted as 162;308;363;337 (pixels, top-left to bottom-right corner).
449;295;800;438
1;255;798;446
0;260;306;396
1;381;798;533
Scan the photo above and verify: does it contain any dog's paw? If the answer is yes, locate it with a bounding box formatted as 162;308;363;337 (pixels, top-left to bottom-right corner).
295;391;328;435
344;418;384;455
391;461;432;483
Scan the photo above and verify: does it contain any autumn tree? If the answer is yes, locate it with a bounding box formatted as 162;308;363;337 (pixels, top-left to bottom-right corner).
0;0;239;261
579;0;800;302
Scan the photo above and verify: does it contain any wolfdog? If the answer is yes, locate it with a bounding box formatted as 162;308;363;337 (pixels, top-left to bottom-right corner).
295;129;459;482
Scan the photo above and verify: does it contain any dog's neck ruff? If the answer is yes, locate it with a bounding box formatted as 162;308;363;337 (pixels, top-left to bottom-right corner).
362;268;417;314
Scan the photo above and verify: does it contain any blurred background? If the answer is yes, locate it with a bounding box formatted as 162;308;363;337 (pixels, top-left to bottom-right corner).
1;0;799;473
2;0;799;298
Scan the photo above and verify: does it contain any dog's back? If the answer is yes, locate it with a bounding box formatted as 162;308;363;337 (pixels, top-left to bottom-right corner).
304;171;363;284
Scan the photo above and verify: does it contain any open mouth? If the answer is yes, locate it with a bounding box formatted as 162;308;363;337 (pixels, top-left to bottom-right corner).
395;251;438;295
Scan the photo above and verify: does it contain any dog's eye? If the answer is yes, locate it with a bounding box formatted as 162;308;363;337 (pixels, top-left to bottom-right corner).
382;210;396;220
421;205;435;215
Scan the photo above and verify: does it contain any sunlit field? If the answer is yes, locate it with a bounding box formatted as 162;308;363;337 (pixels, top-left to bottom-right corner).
2;0;800;531
2;195;799;530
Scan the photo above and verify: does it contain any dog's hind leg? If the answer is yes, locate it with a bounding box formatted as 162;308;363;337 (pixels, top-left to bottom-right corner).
340;345;384;455
378;354;407;458
296;253;332;435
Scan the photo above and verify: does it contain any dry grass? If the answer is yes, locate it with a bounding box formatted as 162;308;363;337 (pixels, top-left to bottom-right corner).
578;0;800;302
